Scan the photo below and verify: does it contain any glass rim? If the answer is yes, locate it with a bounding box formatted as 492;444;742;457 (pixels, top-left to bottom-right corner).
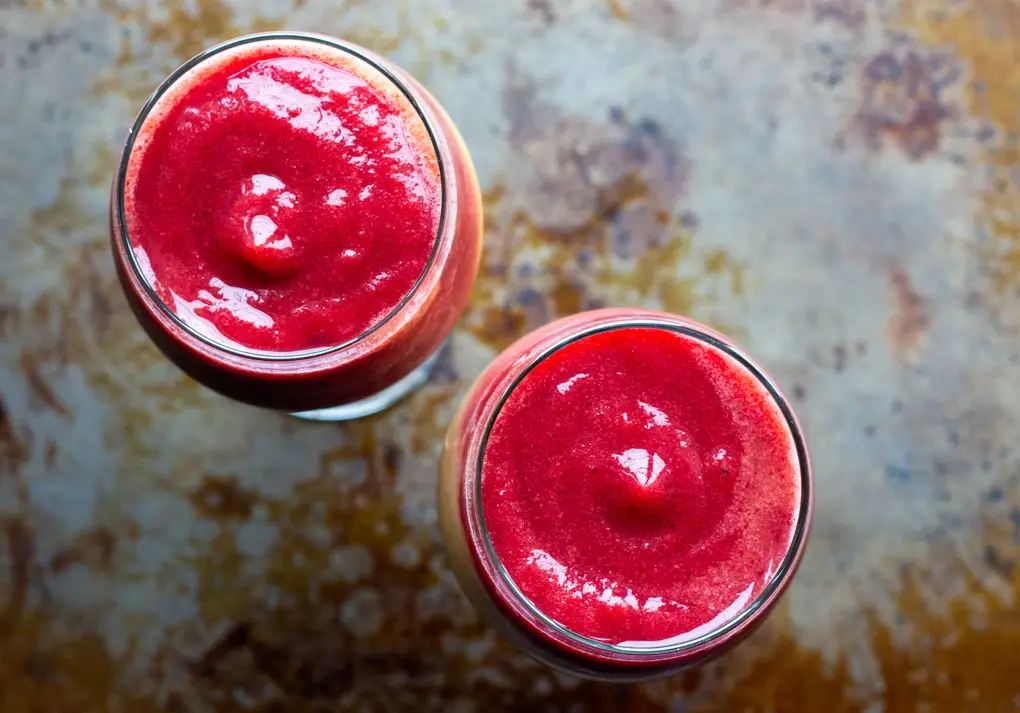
471;317;812;658
114;31;449;362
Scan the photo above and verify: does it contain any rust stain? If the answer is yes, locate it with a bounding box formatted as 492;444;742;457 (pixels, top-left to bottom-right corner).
604;0;692;40
468;79;743;352
42;441;58;468
691;609;859;713
813;0;866;29
15;155;200;479
0;609;156;713
19;351;70;419
527;0;557;25
90;0;284;106
407;390;457;454
1;519;34;630
49;526;127;574
189;475;260;522
885;263;931;363
0;302;18;340
19;171;121;367
703;248;747;298
700;490;1020;713
472;303;528;351
898;0;1020;294
606;0;632;21
870;566;1020;711
0;397;31;476
855;45;957;160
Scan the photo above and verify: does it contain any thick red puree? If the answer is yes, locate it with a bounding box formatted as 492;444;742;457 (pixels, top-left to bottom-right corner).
125;42;440;352
481;326;801;646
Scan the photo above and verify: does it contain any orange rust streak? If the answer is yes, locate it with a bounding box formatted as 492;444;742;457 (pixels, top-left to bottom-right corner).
899;0;1020;293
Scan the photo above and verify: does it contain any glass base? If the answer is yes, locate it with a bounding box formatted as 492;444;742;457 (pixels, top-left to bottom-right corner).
290;342;446;422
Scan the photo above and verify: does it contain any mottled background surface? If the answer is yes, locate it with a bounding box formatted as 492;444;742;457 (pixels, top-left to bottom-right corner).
1;0;1019;710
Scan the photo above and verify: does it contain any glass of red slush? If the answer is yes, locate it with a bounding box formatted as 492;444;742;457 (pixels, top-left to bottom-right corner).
110;32;482;420
439;308;812;680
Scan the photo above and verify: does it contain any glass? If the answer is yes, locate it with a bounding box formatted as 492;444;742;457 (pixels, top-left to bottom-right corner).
110;32;482;420
439;308;812;681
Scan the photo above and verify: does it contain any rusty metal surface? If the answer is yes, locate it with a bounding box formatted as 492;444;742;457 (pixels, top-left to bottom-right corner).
1;0;1019;710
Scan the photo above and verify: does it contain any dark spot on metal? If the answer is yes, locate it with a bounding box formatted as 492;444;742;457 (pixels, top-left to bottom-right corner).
191;621;252;679
50;527;120;573
984;545;1014;578
576;248;597;267
0;397;30;476
20;351;70;419
792;383;806;401
885;464;911;482
864;424;876;437
886;263;930;362
813;0;865;29
382;441;402;476
189;475;260;521
857;47;958;160
527;0;557;25
43;441;58;468
1;519;34;624
833;344;847;372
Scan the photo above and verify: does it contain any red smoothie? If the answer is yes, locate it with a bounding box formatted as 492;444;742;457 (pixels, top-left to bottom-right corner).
111;34;482;414
480;326;801;646
439;310;810;679
124;41;440;353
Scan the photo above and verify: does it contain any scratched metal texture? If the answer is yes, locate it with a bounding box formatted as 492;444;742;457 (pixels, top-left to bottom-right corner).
2;0;1019;711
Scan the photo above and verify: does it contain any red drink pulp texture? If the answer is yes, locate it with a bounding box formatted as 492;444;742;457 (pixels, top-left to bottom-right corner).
125;42;440;353
439;310;811;680
111;34;481;411
483;326;799;645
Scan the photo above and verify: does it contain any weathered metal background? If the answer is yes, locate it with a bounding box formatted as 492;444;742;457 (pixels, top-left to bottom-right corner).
2;0;1019;710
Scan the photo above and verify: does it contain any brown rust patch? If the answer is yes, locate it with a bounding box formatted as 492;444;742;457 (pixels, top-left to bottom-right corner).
606;0;631;21
691;609;859;713
468;75;745;352
0;398;31;476
0;301;19;340
812;0;867;29
898;0;1020;294
527;0;557;25
49;525;132;574
1;519;34;629
886;263;931;363
856;44;958;160
471;303;528;352
700;489;1020;713
407;390;458;454
189;475;261;522
0;608;156;712
604;0;691;40
18;170;123;368
19;351;70;419
91;0;284;106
